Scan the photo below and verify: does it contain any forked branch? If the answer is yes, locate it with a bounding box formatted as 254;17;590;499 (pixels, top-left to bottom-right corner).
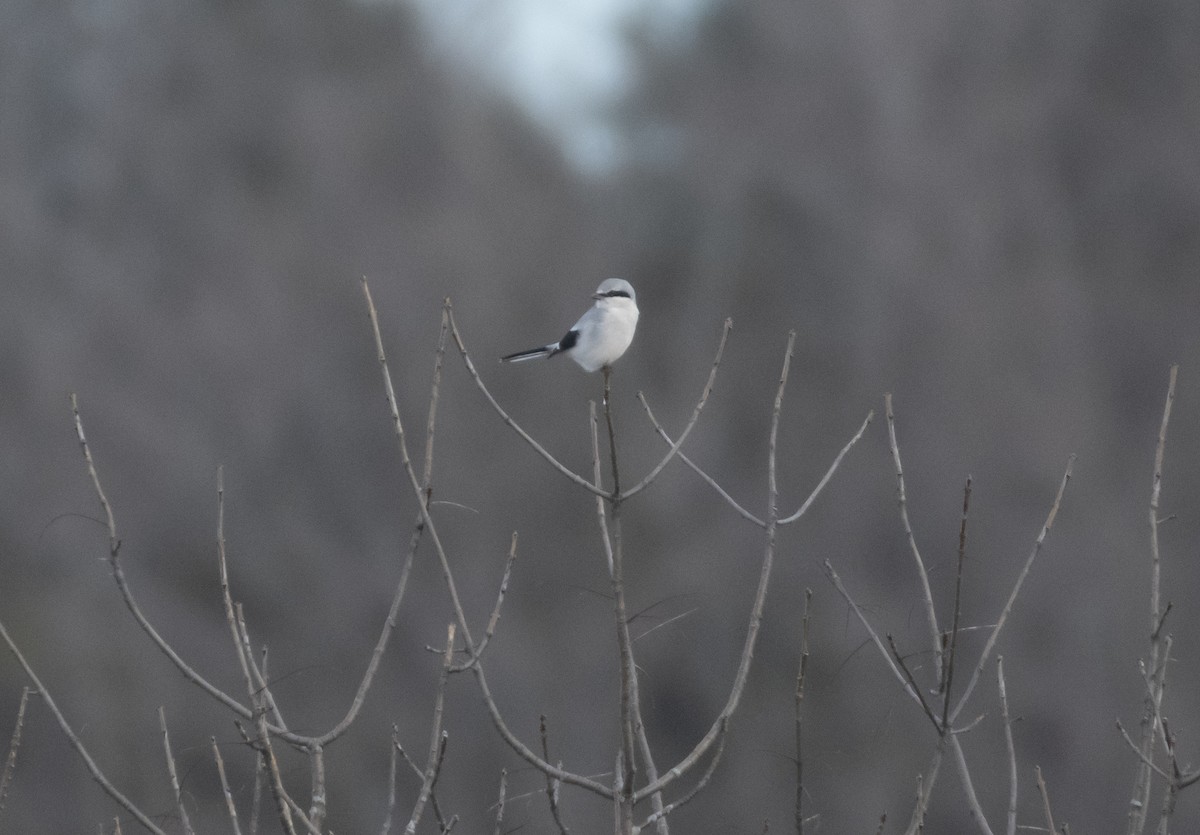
636;332;795;802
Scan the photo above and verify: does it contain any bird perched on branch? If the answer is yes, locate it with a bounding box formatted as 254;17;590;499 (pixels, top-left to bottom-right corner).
501;278;639;373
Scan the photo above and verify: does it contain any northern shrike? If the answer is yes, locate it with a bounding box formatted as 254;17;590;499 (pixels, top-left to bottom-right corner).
501;278;639;372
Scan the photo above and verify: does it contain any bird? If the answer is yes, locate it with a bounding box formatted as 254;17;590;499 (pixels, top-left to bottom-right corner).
501;278;639;373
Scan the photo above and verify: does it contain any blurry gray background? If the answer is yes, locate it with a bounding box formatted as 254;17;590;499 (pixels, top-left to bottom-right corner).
3;0;1200;831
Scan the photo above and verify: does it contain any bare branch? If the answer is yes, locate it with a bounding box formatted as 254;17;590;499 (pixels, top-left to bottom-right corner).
903;741;944;835
492;770;507;835
406;624;456;834
445;303;608;497
997;658;1017;835
1036;766;1057;835
453;534;519;672
71;397;308;742
157;707;195;835
1129;364;1178;835
637;332;794;802
307;745;326;831
211;737;243;835
949;455;1075;725
315;298;450;745
942;476;972;728
362;283;611;798
638;394;762;526
795;589;812;835
0;687;30;815
0;619;166;835
380;726;400;835
822;560;923;705
621;318;732;500
636;717;729;832
600;371;641;831
1118;720;1172;781
640;403;874;531
885;394;945;688
888;635;941;731
778;410;875;525
540;716;571;835
249;709;295;833
949;733;995;835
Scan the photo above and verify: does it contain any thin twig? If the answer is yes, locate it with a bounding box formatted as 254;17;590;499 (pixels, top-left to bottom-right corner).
888;635;941;731
942;476;971;727
248;722;264;834
1129;365;1178;835
635;717;730;831
396;739;451;825
1118;720;1173;781
795;589;812;835
363;286;611;798
636;332;794;802
638;394;762;526
251;699;297;835
639;403;873;529
0;619;166;835
1036;766;1057;834
622;318;732;500
446;305;608;497
211;737;243;835
822;561;924;706
452;534;518;672
949;456;1075;725
997;658;1017;835
406;624;456;834
885;394;945;688
778;410;875;525
492;770;507;835
73;398;312;745
216;468;267;727
158;707;195;835
902;742;944;835
540;716;570;834
0;687;30;814
633;607;700;643
315;304;450;745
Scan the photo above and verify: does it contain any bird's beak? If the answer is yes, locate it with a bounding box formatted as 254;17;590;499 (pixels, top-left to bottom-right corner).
592;292;604;300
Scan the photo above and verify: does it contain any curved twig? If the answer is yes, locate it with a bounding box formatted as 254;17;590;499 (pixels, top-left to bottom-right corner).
639;393;762;525
621;318;732;500
446;303;609;498
778;410;875;525
640;400;874;529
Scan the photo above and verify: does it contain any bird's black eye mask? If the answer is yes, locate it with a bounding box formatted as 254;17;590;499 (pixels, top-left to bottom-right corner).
603;290;631;298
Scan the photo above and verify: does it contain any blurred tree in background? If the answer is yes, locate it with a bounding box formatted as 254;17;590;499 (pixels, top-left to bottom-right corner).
2;0;1198;830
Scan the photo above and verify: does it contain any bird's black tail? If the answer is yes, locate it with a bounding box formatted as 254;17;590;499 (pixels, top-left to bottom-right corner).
500;345;554;363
